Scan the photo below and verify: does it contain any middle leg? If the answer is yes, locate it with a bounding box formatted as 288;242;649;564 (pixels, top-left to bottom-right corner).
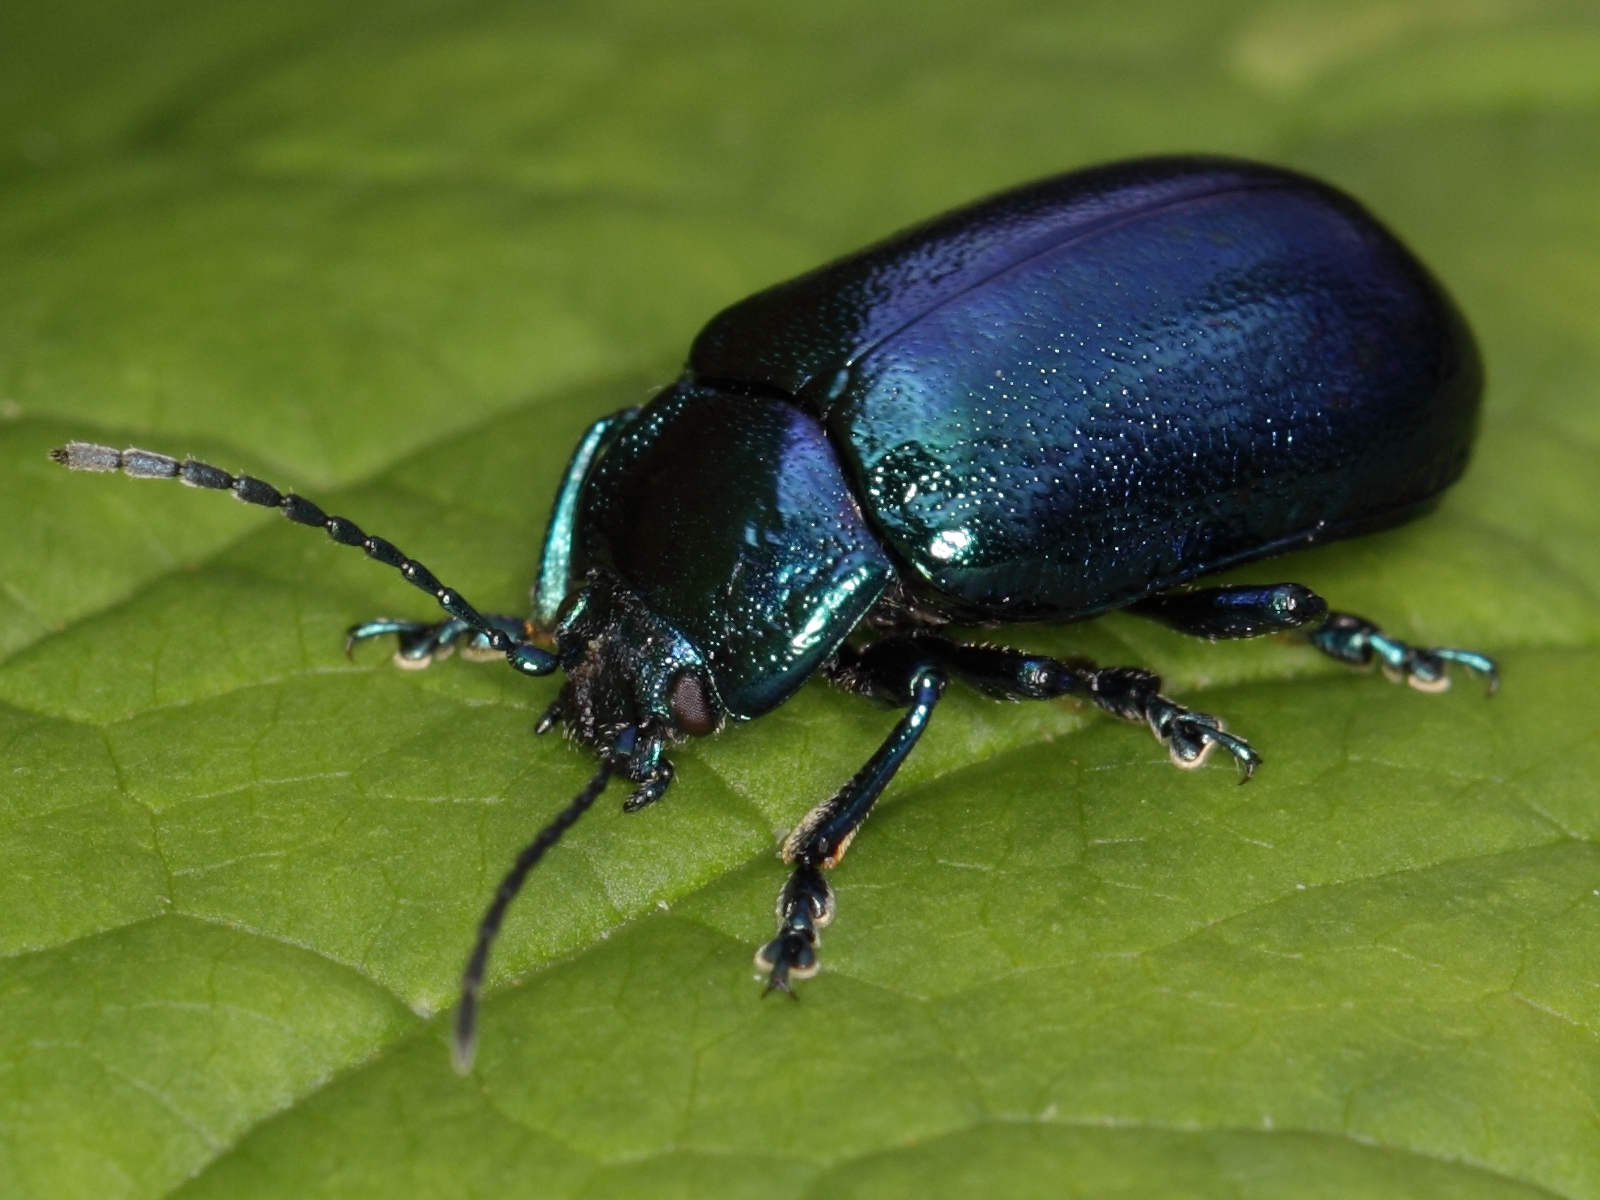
827;635;1261;775
754;632;1260;994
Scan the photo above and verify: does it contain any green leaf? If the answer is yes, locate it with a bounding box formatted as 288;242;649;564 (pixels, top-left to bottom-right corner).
4;2;1600;1197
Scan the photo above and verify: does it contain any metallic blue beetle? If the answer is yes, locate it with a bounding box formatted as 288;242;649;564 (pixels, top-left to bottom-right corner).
54;155;1496;1070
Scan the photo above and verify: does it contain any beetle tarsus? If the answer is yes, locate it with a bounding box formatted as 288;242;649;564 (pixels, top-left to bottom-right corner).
1084;666;1261;779
757;932;811;998
346;614;530;668
1309;612;1499;695
755;863;832;996
1159;708;1262;781
622;761;675;813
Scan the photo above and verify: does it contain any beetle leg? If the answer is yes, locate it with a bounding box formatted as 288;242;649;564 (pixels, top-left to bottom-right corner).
1084;666;1261;779
826;635;1259;778
345;614;533;669
599;723;678;813
755;863;834;996
757;666;946;995
1128;583;1327;639
826;634;1083;704
623;765;674;813
1127;585;1499;696
1309;612;1499;695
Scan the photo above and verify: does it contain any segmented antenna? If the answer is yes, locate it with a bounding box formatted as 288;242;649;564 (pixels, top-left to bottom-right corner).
50;441;556;677
452;726;636;1074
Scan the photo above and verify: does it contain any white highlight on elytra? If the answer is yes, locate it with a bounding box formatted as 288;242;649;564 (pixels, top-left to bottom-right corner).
928;529;971;561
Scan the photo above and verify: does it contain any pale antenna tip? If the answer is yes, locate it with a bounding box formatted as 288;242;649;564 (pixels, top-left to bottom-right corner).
51;441;121;472
450;999;479;1075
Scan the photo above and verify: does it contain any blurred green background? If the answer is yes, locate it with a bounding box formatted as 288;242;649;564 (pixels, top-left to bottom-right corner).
4;2;1600;1197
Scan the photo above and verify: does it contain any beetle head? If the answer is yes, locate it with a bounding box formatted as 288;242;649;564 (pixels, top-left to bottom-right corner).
551;569;725;754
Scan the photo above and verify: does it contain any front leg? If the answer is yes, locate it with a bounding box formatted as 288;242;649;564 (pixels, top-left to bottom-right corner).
346;613;533;668
348;410;634;673
757;664;946;995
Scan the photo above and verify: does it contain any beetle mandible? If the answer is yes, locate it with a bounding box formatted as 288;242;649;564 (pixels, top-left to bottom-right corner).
53;155;1497;1070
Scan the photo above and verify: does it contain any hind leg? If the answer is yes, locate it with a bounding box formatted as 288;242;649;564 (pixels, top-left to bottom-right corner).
1308;613;1498;693
1129;583;1498;693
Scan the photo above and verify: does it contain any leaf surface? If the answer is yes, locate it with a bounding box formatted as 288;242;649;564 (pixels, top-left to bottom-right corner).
4;2;1600;1197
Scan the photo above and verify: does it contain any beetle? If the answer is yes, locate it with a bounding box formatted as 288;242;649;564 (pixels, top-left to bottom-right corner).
52;155;1497;1071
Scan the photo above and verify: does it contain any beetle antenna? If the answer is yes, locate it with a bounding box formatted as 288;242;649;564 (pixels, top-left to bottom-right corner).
452;726;637;1074
49;442;556;678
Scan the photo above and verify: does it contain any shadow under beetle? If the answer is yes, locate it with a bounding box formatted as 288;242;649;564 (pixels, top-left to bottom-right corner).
53;155;1498;1071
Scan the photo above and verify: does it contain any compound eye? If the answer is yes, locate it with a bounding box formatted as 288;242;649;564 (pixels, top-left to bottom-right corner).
669;671;717;737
